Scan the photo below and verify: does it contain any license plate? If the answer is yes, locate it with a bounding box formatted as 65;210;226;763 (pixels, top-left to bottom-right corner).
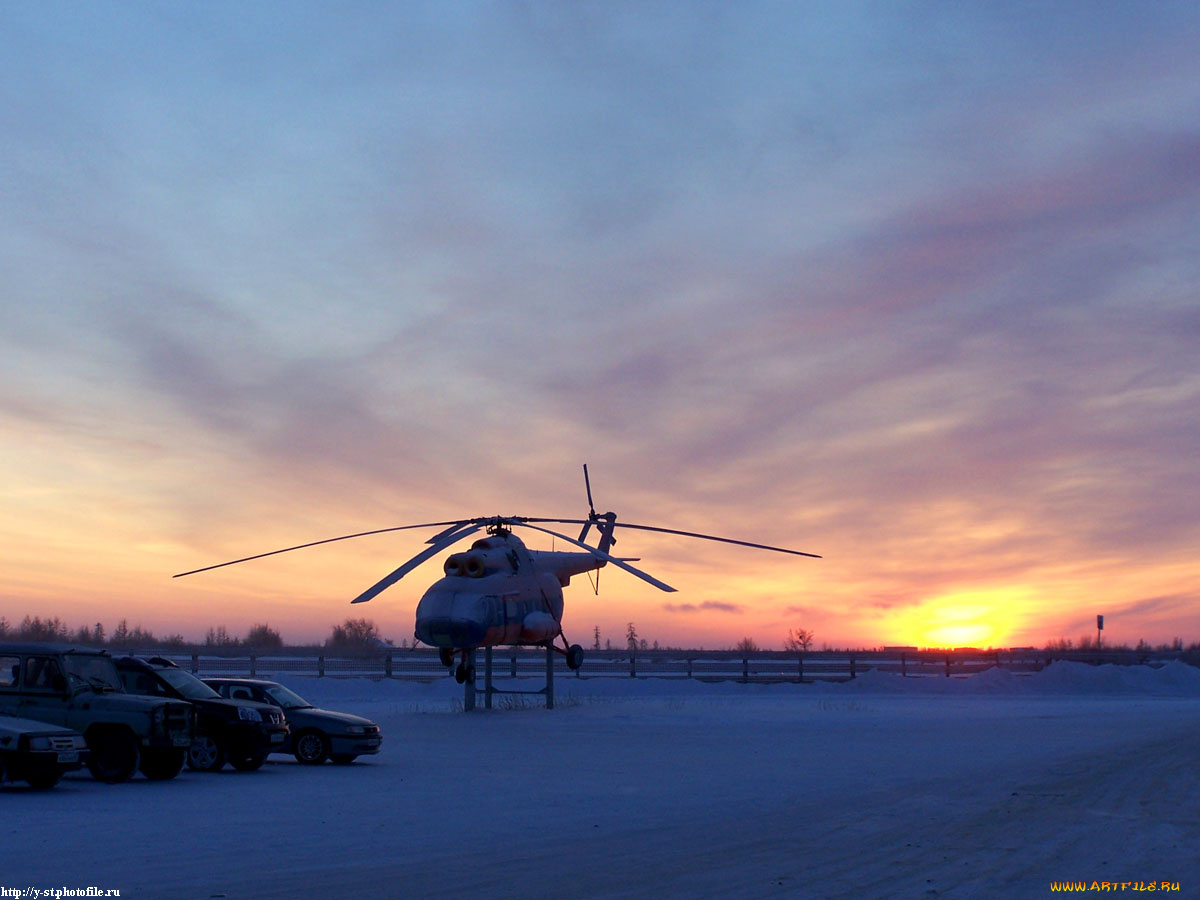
57;750;79;763
270;732;286;743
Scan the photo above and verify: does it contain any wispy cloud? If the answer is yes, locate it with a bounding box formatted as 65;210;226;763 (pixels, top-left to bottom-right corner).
664;601;742;615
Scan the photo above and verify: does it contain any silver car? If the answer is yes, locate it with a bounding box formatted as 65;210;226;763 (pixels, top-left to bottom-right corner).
0;714;89;789
204;678;382;765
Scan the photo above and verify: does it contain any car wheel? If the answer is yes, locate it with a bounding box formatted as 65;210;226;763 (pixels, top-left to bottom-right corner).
25;768;62;790
293;731;329;765
229;753;265;771
87;730;141;783
330;754;358;765
139;748;187;781
187;736;226;772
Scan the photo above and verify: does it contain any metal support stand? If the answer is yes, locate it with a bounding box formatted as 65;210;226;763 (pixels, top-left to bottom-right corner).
484;647;493;710
468;646;556;711
464;648;477;711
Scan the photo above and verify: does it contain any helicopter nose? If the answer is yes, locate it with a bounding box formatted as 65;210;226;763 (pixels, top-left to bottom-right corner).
415;616;488;648
414;585;488;648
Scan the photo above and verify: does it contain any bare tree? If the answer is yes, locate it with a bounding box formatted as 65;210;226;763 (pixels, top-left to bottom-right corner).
327;618;382;651
735;636;759;653
245;623;284;649
205;625;239;648
784;627;815;652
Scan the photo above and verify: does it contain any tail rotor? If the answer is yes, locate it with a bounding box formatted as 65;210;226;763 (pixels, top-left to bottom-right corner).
577;464;617;553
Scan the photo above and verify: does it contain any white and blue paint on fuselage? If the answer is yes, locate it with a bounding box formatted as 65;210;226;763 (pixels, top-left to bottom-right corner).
413;532;602;649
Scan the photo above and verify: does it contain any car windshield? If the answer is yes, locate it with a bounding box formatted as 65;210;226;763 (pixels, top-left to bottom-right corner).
263;684;312;709
62;654;122;693
157;667;221;700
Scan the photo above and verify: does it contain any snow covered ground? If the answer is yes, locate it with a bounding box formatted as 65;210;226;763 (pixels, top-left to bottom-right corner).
5;662;1199;899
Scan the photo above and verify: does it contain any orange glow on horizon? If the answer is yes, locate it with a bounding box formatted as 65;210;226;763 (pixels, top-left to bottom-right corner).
882;589;1030;649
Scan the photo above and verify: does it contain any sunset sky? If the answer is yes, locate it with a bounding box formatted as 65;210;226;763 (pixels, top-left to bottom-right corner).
2;2;1198;650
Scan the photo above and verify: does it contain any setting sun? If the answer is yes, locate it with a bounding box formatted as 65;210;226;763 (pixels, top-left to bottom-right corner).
885;589;1031;648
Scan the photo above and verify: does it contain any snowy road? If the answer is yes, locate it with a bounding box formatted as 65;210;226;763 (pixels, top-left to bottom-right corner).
4;664;1198;899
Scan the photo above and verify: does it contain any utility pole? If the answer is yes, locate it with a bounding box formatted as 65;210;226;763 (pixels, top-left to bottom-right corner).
1097;614;1104;648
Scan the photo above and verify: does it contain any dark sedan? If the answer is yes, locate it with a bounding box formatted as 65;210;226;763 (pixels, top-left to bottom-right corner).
117;657;288;771
204;678;382;765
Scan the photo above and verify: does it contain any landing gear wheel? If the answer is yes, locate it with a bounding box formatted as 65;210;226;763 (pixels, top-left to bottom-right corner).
230;754;266;772
139;748;186;780
293;731;329;765
87;731;140;783
187;736;226;772
566;644;585;670
454;663;466;684
439;648;455;667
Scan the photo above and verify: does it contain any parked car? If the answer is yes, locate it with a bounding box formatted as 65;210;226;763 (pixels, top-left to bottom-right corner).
116;657;288;772
204;678;382;765
0;643;193;782
0;714;90;789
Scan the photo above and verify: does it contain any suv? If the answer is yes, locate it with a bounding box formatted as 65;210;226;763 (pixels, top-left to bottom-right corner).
116;657;287;772
0;643;193;782
205;678;382;765
0;714;90;789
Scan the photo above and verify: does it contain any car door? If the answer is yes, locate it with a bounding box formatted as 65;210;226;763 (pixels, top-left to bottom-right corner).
249;686;278;708
18;656;71;726
0;654;21;717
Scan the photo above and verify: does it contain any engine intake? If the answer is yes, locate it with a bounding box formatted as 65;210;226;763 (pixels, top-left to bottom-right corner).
444;553;489;577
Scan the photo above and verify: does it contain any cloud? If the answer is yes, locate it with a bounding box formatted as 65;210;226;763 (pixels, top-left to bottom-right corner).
663;601;742;614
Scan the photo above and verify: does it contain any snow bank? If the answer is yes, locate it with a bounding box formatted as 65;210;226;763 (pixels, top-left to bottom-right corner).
844;659;1200;696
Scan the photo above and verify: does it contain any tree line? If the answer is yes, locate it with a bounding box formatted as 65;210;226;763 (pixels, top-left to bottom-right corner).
3;614;1194;655
0;615;395;651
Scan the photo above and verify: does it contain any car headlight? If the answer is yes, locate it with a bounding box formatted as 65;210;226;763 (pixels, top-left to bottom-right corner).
237;706;262;722
26;736;53;751
344;725;367;735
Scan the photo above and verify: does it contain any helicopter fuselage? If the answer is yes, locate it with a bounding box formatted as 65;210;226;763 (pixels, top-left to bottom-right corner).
413;531;602;650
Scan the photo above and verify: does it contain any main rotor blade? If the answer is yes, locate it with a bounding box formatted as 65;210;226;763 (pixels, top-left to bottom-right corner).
426;520;474;544
173;520;471;578
508;519;677;592
519;518;821;558
352;523;483;604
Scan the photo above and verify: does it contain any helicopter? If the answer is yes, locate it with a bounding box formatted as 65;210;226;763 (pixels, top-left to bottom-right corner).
174;466;820;684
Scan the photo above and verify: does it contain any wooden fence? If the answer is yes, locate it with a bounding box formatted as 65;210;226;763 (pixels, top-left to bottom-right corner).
140;647;1200;684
